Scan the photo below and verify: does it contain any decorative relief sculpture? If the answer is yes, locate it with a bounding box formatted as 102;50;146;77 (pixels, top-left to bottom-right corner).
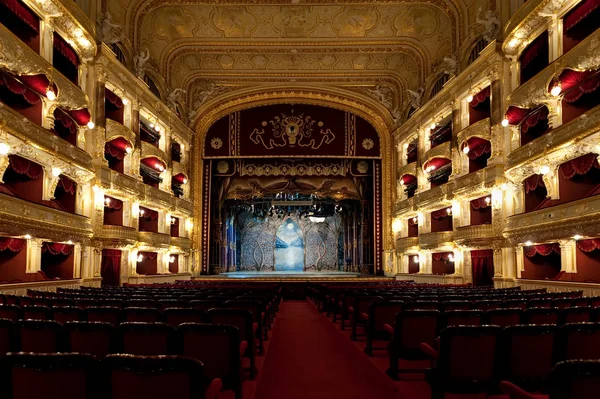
442;55;458;77
407;87;424;108
99;12;125;45
133;49;150;78
249;113;335;150
167;88;186;111
475;8;500;43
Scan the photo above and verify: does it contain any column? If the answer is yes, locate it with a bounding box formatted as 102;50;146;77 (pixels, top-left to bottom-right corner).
73;243;82;278
423;251;432;274
89;73;107;162
26;238;43;274
548;16;563;62
158;212;168;234
559;239;577;274
503;246;517;280
514;246;524;278
80;245;95;280
400;253;409;274
40;21;54;63
460;249;471;283
490;78;503;126
542;166;559;200
42;166;60;201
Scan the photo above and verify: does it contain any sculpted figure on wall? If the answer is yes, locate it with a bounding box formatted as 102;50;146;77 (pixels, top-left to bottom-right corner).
167;88;186;111
407;87;424;108
133;49;150;78
476;8;500;43
99;12;125;45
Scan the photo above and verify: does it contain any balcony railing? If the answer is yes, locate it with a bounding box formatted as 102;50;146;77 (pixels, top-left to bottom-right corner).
97;225;138;244
419;231;454;249
421;141;452;167
452;164;505;197
414;184;451;210
397;161;417;179
503;0;545;45
170;236;191;251
395;236;419;252
105;119;136;146
456;118;491;147
454;224;495;244
138;231;171;248
141;141;168;163
0;194;92;242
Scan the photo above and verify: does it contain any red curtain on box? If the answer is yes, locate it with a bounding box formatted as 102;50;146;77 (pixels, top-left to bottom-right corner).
101;249;121;287
400;174;417;186
520;35;547;70
464;137;491;160
104;196;122;210
406;143;417;163
432;252;452;261
559;153;600;179
0;71;42;105
139;251;157;260
521;107;550;134
19;74;53;97
469;86;490;108
8;155;42;179
0;0;39;32
170;217;180;237
0;237;25;252
559;69;600;103
53;108;78;135
524;174;545;194
431;208;451;219
169;254;179;274
470;197;490;210
140;207;158;220
105;137;131;161
407;217;418;237
68;108;90;125
423;157;451;172
105;88;123;109
42;242;73;256
524;243;561;257
577;238;600;252
471;249;494;286
564;0;600;31
53;33;78;67
505;105;531;125
58;175;75;195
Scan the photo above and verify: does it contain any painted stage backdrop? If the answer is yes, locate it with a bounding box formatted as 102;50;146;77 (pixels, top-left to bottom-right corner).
234;212;343;272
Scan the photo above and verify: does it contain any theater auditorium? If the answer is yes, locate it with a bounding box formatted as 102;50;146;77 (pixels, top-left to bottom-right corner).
0;0;599;398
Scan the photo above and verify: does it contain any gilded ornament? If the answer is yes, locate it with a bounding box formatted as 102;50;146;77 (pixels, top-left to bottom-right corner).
217;161;230;174
210;138;223;149
362;138;374;150
357;161;369;174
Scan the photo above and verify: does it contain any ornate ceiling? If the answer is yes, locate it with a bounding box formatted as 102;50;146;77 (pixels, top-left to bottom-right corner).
104;0;494;126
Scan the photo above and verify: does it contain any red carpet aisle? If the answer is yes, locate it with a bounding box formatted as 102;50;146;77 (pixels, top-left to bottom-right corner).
253;301;402;399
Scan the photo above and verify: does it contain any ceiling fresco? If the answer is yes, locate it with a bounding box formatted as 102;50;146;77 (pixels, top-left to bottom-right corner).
103;0;494;126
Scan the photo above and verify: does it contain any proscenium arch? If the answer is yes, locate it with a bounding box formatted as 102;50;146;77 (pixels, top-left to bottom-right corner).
190;86;395;274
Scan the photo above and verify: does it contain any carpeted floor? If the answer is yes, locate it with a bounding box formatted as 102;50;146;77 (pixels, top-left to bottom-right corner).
253;301;403;399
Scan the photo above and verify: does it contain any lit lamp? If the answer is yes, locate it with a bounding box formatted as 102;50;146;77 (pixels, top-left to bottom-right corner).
125;146;132;154
0;142;10;155
51;167;61;177
550;81;562;97
46;86;56;101
462;146;470;154
137;254;143;263
501;118;509;127
466;94;474;103
169;255;175;263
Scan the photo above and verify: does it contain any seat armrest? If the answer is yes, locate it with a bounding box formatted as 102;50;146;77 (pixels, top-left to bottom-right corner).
252;322;258;333
383;323;394;335
239;340;248;358
420;343;439;360
360;312;369;321
499;381;546;399
205;378;223;399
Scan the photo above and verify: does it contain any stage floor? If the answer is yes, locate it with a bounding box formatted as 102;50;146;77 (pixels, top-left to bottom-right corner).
219;271;361;279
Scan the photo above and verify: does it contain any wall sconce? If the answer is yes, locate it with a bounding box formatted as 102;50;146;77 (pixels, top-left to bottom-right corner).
413;255;420;263
122;98;129;105
0;142;10;155
466;94;474;103
51;167;62;177
137;254;143;262
125;146;132;154
392;218;402;234
169;255;175;263
539;165;551;175
501;118;509;127
185;219;194;230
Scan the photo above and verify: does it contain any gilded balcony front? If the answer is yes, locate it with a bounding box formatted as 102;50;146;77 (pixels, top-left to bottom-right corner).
394;197;415;216
0;105;94;180
452;164;505;197
0;24;89;109
419;231;454;249
172;161;188;178
0;195;92;242
414;184;452;210
170;236;191;251
456;118;491;147
395;236;419;252
138;231;171;248
96;225;138;247
421;141;452;167
105;119;137;145
503;0;545;50
174;197;193;215
398;161;417;179
454;224;495;245
504;195;600;244
507;28;600;109
95;166;145;198
141;141;168;163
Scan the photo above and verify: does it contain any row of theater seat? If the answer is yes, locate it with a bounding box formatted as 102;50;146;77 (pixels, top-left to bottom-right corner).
0;352;223;399
416;325;600;399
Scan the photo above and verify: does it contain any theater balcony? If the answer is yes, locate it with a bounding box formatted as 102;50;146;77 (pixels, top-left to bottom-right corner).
141;141;168;165
0;194;92;243
452;164;505;196
105;119;136;154
0;23;89;111
95;166;145;198
395;236;419;253
503;0;544;42
393;197;416;216
413;181;452;210
0;103;94;177
419;231;454;250
137;231;171;249
455;224;496;246
504;195;600;245
170;236;191;252
95;224;138;247
397;161;418;201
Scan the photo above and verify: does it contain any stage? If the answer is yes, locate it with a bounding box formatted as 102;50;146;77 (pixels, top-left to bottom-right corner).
218;271;361;279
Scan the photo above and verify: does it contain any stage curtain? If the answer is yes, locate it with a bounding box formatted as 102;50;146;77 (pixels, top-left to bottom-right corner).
0;237;25;252
0;0;38;32
101;249;121;287
564;0;600;31
471;249;494;286
524;243;561;257
42;242;73;256
559;153;600;180
577;238;600;252
9;155;42;179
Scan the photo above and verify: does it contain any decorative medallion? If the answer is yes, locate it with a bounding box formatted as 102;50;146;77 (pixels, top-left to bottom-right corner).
249;112;335;150
362;138;374;150
217;161;229;174
210;138;223;149
357;161;369;174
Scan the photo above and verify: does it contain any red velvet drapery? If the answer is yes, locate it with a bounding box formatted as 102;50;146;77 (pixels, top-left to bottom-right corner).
464;137;491;160
0;237;25;252
42;242;73;256
101;249;121;287
18;74;53;97
105;142;127;160
559;153;600;180
104;196;123;210
423;157;451;172
68;108;90;125
172;173;187;185
432;252;455;275
53;108;78;135
469;87;490;108
432;252;452;261
400;174;417;186
520;33;548;70
431;208;452;220
559;69;600;103
406;143;417;163
171;142;181;162
58;175;75;195
564;0;600;31
471;249;494;286
53;33;78;66
577;238;600;252
0;71;42;105
139;207;158;220
0;0;38;32
407;217;418;237
429;123;452;148
105;88;123;109
8;155;42;179
524;243;561;257
524;174;545;194
169;254;179;274
521;107;550;134
170;217;180;237
470;197;490;210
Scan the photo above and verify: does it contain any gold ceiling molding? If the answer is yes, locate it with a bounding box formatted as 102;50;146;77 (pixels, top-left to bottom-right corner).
191;85;396;254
